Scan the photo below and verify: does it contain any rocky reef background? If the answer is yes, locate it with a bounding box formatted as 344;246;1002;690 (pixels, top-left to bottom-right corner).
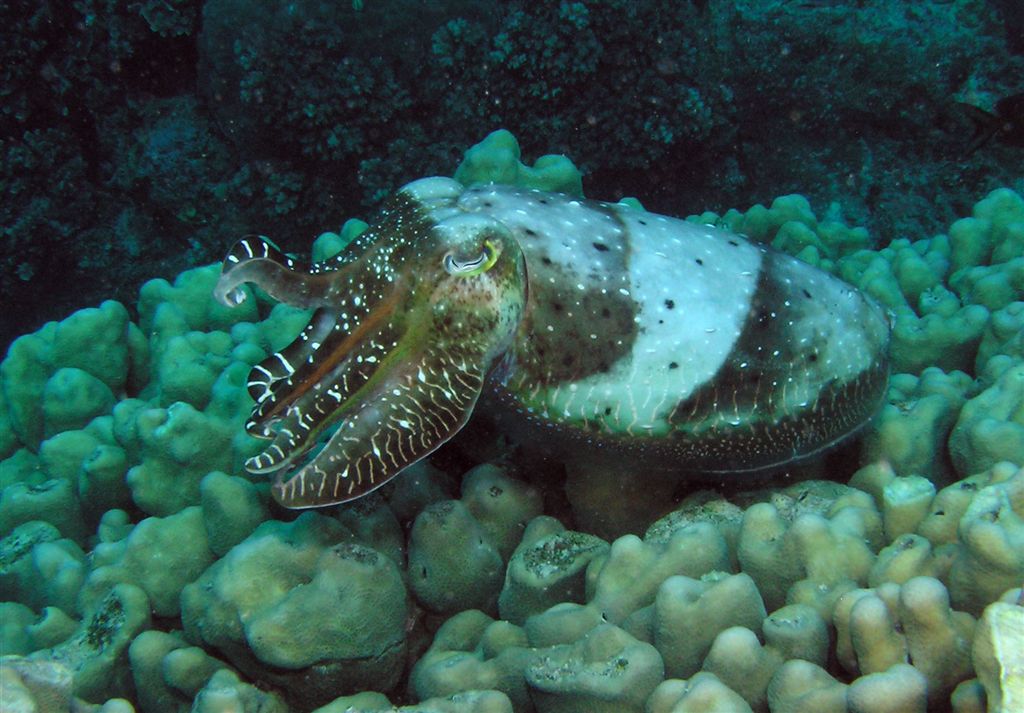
2;0;1023;351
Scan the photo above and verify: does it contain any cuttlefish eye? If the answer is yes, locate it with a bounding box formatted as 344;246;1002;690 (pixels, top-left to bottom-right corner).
216;195;528;510
443;239;500;276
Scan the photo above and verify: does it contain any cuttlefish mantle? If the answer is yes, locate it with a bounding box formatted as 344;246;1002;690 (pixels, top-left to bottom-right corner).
215;178;890;508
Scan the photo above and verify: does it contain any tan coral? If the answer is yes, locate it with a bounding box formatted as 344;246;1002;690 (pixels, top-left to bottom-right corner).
972;597;1024;713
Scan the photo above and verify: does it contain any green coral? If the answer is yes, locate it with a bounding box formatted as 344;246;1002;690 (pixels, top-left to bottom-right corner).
525;623;664;713
81;506;216;617
860;368;972;486
833;576;975;707
632;572;768;680
0;301;137;449
121;401;237;516
407;462;543;618
0;521;86;614
948;364;1024;476
181;512;409;708
649;672;756;713
128;630;230;713
695;193;871;270
43;582;153;702
409;499;506;616
0;477;88;544
499;520;609;625
411;609;535;710
454;130;584;196
697;604;830;712
0;133;1022;712
191;669;288;713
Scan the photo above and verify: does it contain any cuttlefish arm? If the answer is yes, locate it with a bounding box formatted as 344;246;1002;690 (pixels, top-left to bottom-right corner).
215;236;345;309
270;343;490;506
215;178;527;507
242;306;340;432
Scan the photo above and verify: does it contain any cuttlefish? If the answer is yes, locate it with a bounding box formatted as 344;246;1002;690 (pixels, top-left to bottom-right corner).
215;178;890;508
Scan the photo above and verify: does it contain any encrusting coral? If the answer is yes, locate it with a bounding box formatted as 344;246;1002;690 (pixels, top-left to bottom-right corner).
0;131;1022;712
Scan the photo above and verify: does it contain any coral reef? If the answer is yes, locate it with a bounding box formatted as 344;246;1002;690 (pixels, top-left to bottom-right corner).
1;131;1023;712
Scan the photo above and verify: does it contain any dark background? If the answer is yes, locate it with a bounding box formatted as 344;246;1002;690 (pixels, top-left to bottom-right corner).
3;0;1022;352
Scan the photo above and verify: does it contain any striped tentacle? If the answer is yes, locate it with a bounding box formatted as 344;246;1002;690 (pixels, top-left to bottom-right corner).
271;343;488;507
244;307;340;438
245;315;405;473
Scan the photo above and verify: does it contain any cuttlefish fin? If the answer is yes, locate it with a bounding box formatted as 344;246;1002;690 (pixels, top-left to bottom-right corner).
269;348;486;508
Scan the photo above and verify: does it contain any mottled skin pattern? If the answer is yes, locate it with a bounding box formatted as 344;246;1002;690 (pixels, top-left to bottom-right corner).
215;178;890;508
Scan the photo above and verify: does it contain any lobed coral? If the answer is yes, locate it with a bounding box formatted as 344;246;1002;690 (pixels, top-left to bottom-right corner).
0;132;1022;712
